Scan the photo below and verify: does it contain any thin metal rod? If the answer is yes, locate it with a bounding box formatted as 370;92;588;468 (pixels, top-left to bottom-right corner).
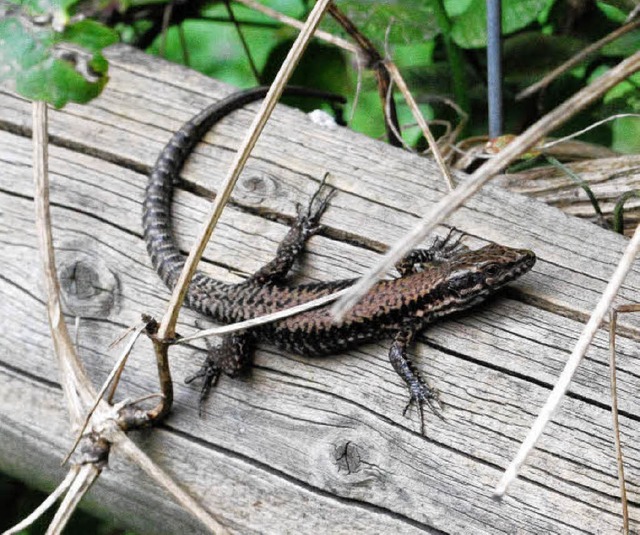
486;0;502;137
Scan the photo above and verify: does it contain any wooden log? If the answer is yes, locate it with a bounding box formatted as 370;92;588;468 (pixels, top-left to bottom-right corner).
1;44;639;533
493;155;640;237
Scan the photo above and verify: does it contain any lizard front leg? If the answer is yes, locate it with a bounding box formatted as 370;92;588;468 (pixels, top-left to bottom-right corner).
388;328;442;435
395;228;467;276
248;176;335;284
185;332;254;414
186;178;335;411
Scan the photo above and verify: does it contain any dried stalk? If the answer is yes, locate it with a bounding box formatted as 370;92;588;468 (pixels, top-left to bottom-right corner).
517;18;640;100
62;322;147;465
494;223;640;497
146;0;335;422
608;304;639;534
2;468;78;535
107;434;229;534
384;60;455;191
33;101;95;422
326;2;402;147
176;287;350;344
232;0;357;53
331;49;640;320
46;464;101;535
10;101;227;534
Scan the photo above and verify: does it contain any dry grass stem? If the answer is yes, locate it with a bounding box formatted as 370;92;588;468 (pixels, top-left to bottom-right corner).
494;223;640;497
157;0;333;340
2;468;78;535
46;464;100;535
176;287;350;344
331;49;640;320
517;18;640;100
149;0;334;423
32;101;94;422
232;0;357;53
609;304;639;533
61;322;147;466
541;113;640;150
384;60;455;191
29;101;225;532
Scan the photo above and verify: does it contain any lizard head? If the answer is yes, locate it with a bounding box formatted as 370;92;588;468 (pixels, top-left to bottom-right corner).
444;244;536;304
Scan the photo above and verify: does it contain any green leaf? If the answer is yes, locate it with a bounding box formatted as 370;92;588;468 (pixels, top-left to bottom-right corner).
0;7;116;107
444;0;473;17
325;0;440;45
61;19;119;52
596;1;628;23
451;0;555;49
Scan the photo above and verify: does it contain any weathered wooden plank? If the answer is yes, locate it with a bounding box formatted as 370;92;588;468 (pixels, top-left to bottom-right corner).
2;45;639;329
1;44;639;533
494;155;640;236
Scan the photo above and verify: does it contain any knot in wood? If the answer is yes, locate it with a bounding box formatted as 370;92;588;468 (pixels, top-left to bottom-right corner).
325;434;383;489
58;253;119;317
335;440;362;474
237;173;278;205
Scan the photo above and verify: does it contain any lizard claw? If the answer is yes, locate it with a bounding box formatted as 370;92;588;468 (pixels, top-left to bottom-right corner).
185;359;221;416
297;172;336;238
403;383;444;436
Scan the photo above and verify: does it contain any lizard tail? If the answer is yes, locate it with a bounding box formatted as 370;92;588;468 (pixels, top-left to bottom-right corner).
142;86;345;316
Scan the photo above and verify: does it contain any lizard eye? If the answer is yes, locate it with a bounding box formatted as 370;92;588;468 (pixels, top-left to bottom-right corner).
484;264;500;277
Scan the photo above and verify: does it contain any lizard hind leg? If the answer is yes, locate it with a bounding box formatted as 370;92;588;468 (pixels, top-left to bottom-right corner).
249;173;336;285
185;332;254;415
388;329;444;435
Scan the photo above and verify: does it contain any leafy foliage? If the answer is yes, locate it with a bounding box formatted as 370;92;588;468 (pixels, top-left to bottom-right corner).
1;0;639;150
449;0;553;48
0;1;117;107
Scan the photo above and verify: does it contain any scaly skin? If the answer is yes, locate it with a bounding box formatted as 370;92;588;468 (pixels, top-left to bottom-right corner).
142;87;536;430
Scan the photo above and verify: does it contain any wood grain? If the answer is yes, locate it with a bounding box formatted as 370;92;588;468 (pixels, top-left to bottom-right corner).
0;44;639;533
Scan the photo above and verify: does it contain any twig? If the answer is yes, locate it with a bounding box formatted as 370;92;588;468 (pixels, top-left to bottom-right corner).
177;23;190;66
148;0;335;422
608;304;639;534
331;49;640;320
61;322;147;466
29;101;227;533
494;223;640;497
540;113;640;150
517;18;640;100
327;2;402;147
32;101;95;422
159;1;174;59
46;464;100;535
224;0;261;83
232;0;357;53
106;432;230;534
176;287;350;344
384;60;455;191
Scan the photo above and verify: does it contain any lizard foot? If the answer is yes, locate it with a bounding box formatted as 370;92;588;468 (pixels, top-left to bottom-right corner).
402;382;445;436
185;349;222;416
295;172;336;239
395;228;468;275
185;332;252;415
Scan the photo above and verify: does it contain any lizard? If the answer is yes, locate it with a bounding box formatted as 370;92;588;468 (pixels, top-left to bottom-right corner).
142;86;537;432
